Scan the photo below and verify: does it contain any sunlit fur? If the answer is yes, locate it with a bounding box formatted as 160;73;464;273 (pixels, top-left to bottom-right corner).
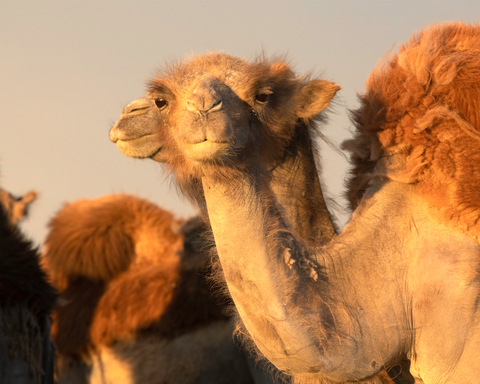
43;194;183;289
345;22;480;241
43;195;212;351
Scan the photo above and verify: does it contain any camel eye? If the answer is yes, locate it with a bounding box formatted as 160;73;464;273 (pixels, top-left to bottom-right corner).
255;93;269;103
155;98;168;109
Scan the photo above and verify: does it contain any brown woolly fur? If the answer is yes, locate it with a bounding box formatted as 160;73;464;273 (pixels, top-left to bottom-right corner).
344;22;480;240
90;242;229;346
43;194;187;354
43;194;183;288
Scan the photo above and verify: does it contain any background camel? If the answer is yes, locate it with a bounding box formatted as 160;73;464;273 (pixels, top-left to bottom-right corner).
0;185;56;384
43;194;281;384
109;54;411;383
110;34;480;384
0;189;38;227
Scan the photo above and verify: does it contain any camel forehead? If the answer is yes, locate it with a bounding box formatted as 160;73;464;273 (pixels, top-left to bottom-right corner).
152;52;291;95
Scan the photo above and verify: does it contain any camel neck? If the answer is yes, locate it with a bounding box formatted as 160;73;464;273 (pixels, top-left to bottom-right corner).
202;175;412;381
270;127;336;247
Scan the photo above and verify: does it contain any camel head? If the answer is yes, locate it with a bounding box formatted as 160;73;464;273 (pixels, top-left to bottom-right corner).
0;188;37;226
110;52;339;198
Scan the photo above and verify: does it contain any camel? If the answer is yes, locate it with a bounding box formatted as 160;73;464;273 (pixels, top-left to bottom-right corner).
109;54;413;383
43;194;283;384
110;25;480;383
0;186;56;384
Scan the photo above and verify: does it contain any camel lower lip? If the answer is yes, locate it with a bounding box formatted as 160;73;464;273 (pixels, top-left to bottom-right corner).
116;135;162;159
184;141;232;161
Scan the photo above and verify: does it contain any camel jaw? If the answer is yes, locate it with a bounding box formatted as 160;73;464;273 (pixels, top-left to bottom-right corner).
183;141;234;163
115;134;163;160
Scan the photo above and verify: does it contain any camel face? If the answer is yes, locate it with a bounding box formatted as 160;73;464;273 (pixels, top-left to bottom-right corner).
110;53;339;185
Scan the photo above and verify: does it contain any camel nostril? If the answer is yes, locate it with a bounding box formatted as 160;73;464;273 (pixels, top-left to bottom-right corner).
186;94;222;114
109;127;118;143
186;100;198;112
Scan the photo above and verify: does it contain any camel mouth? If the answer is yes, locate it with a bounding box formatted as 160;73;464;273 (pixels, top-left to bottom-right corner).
116;134;162;159
183;141;232;162
149;147;167;163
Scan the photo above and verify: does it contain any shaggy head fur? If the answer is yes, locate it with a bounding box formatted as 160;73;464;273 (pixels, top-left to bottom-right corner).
344;22;480;239
110;52;339;204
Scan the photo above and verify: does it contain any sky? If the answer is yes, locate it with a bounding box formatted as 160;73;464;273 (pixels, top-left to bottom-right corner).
1;1;479;246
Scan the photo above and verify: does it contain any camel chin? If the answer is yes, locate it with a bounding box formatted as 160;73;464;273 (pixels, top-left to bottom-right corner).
115;134;163;159
183;141;232;162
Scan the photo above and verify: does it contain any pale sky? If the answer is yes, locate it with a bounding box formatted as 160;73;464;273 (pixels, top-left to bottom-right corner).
1;1;479;246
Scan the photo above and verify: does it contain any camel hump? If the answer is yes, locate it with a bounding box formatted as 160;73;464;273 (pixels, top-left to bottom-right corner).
43;194;183;284
345;22;480;217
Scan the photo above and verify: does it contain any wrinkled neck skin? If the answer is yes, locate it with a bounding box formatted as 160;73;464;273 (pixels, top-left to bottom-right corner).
202;174;480;383
269;133;336;247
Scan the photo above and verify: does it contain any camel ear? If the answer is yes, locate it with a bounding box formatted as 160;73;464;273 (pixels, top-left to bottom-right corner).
296;80;340;119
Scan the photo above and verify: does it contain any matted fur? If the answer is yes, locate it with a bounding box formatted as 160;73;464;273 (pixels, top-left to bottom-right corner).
344;22;480;240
